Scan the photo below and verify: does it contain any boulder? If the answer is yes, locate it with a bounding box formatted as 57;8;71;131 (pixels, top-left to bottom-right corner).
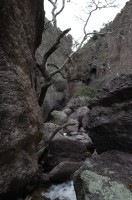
49;161;82;183
69;106;89;127
42;85;66;122
83;74;132;154
69;133;94;151
50;110;68;125
47;137;89;168
37;123;63;151
66;119;79;134
67;96;91;110
74;151;132;200
63;108;73;116
0;0;44;199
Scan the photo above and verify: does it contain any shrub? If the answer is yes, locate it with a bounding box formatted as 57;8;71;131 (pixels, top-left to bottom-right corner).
75;86;97;98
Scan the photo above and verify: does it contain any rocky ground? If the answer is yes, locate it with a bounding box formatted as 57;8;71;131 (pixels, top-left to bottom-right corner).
22;73;132;200
1;0;132;200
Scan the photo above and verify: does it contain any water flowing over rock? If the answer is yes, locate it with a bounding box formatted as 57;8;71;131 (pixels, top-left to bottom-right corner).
83;74;132;154
42;181;77;200
0;0;44;199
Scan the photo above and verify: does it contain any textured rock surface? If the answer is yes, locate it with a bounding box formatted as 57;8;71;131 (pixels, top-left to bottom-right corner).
66;0;132;87
47;137;88;168
0;0;44;199
74;151;132;200
50;110;68;125
49;161;82;183
69;106;89;128
83;74;132;154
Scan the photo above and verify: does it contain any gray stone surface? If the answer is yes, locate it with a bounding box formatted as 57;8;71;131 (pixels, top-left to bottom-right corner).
50;110;68;125
83;74;132;154
74;151;132;200
0;0;44;199
47;137;88;168
49;161;82;183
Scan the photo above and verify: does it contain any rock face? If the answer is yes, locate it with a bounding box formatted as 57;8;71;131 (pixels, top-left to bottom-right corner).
0;0;44;199
74;151;132;200
66;0;132;88
83;74;132;154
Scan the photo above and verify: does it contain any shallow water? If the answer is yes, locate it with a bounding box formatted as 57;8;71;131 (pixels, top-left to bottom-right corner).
41;181;77;200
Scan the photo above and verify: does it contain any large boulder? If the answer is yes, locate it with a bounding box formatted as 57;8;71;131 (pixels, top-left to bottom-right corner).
83;74;132;154
49;161;82;183
74;151;132;200
47;137;89;168
0;0;44;199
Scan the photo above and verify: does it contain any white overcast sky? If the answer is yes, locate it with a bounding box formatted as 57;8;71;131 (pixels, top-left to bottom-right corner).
44;0;129;41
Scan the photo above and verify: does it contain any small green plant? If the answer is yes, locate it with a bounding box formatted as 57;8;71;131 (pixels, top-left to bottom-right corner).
75;86;97;98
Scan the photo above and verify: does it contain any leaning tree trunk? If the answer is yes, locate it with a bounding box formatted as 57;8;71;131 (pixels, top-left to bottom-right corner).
0;0;44;199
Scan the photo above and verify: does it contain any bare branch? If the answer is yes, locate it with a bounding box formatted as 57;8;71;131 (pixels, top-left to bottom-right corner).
50;52;74;77
47;63;66;79
38;82;51;107
37;121;76;163
47;122;76;145
48;0;66;27
77;0;117;49
43;28;71;65
37;28;71;107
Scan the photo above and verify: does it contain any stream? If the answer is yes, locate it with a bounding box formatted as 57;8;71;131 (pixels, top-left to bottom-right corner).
41;181;77;200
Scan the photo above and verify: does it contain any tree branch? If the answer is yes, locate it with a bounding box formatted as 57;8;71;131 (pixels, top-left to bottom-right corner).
43;28;71;64
77;0;117;49
50;52;74;77
38;82;51;106
47;63;66;79
37;28;71;107
48;0;66;27
46;122;76;145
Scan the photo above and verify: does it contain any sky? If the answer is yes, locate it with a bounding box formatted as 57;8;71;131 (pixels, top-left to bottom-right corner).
44;0;129;41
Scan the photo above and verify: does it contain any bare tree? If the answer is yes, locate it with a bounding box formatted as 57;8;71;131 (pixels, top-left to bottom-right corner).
36;0;118;107
37;28;71;106
76;0;117;49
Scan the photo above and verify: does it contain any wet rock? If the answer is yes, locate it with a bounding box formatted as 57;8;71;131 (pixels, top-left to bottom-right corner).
0;0;44;199
83;74;132;154
74;151;132;200
49;161;82;183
